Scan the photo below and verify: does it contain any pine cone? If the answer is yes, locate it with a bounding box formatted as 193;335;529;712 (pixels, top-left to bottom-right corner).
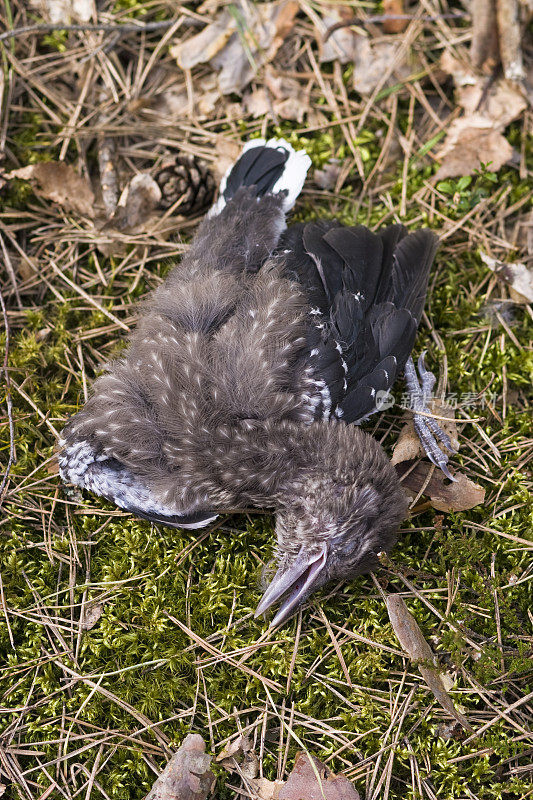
155;153;216;215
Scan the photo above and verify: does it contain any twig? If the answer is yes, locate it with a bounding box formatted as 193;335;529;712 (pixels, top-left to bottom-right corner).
0;19;179;44
0;285;16;506
324;13;468;42
97;125;119;217
497;0;526;82
470;0;499;71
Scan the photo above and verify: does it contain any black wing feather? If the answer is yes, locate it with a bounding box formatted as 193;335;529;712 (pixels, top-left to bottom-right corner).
391;230;439;322
278;222;438;423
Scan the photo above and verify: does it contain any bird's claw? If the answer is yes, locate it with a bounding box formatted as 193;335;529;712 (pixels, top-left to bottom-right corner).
404;354;458;480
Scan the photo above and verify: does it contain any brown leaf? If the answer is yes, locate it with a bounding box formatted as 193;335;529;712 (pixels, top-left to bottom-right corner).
264;68;308;122
170;1;298;96
352;36;420;95
170;10;236;70
241;751;259;781
436;52;526;179
215;734;252;764
252;778;285;800
456;79;526;129
480;251;533;303
243;88;271;117
314;160;342;191
319;6;359;64
81;602;104;631
249;753;360;800
213;136;242;182
47;453;60;475
278;752;360;800
144;733;215;800
434;116;514;180
391;401;459;467
383;0;408;33
396;461;486;512
386;595;475;732
107;173;161;232
7;162;95;217
441;52;527;127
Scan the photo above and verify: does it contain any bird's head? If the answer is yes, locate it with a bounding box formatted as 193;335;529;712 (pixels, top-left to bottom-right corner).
255;424;408;626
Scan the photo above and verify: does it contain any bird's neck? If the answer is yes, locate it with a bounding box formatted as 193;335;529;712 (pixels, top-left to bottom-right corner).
198;419;357;510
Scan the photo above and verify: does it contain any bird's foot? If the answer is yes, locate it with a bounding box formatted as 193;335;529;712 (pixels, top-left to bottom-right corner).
404;353;458;481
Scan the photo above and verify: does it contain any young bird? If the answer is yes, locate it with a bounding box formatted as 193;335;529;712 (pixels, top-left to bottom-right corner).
59;139;455;626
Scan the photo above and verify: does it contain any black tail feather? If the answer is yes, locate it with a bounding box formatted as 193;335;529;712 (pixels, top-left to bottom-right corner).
223;145;289;203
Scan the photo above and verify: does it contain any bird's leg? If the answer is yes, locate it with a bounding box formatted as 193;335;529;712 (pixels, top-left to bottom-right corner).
404;352;458;481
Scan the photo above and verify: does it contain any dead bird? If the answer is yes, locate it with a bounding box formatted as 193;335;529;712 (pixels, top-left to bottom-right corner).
59;138;456;626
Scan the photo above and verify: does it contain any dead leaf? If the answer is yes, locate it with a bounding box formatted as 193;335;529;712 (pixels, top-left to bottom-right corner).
383;0;408;33
216;734;259;784
241;751;259;781
352;35;420;95
319;6;359;64
314;160;342;190
436;720;466;741
170;1;298;96
144;733;215;800
170;10;236;71
29;0;95;24
107;173;161;232
252;778;285;800
457;80;526;129
47;454;60;475
268;0;299;58
279;752;360;800
391;401;459;467
434;116;514;180
7;162;95;217
480;251;533;303
249;753;360;800
213;136;242;182
81;602;104;631
264;68;308;122
243;88;271;117
216;734;252;764
386;595;475;732
396;461;486;512
435;52;526;179
441;52;526;126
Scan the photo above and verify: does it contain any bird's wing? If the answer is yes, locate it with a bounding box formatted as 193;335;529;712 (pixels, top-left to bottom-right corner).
278;222;439;423
57;438;218;530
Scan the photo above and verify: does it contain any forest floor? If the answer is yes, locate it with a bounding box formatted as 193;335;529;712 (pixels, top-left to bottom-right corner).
0;1;532;799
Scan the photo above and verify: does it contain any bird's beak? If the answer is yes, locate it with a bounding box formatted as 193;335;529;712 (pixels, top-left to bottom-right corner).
254;543;328;627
